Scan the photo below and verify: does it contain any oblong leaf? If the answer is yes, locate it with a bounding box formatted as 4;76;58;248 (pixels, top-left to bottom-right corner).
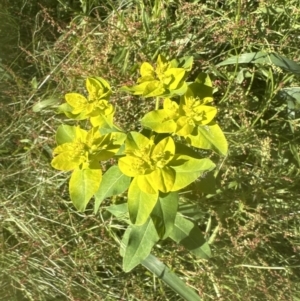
142;254;202;301
148;167;176;193
187;123;228;155
94;165;131;213
32;97;60;112
125;132;150;151
169;214;211;259
69;168;102;212
151;192;178;239
171;157;215;191
141;110;177;133
217;51;300;75
65;93;87;114
122;218;160;272
217;52;268;66
55;124;77;145
106;203;129;220
128;178;158;225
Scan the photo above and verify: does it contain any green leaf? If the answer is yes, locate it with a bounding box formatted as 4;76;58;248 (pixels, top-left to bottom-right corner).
55;125;77;145
125;131;150;151
189;72;213;103
142;254;202;301
171;56;194;71
280;87;300;109
32;97;60;112
69;168;102;212
90;113;113;127
94;165;131;214
166;68;186;90
169;214;211;259
178;203;206;221
148;167;176;193
128;178;158;225
140;62;155;77
168;81;188;96
188;123;228;155
31;76;38;89
141;110;177;133
121;218;160;272
106;203;129;219
174;142;203;158
143;81;165;97
217;51;300;75
58;103;87;120
92;132;126;161
122;81;150;95
269;53;300;74
65;93;87;114
171;157;215;191
151;192;178;239
86;77;111;100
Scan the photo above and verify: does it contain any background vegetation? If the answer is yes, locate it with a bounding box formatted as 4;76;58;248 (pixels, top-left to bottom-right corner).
1;0;299;300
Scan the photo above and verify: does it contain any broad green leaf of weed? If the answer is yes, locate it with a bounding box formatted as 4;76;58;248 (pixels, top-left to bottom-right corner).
86;77;111;100
55;124;77;145
65;93;87;114
94;165;131;213
217;51;300;74
121;218;160;272
69;168;102;212
32;97;60;112
141;109;177;133
169;214;211;259
128;177;158;225
189;72;213;103
171;156;216;191
165;68;186;90
106;203;129;220
187;123;228;155
151;191;178;239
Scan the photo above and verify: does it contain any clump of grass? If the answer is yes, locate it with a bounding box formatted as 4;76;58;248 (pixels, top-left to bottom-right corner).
1;0;300;300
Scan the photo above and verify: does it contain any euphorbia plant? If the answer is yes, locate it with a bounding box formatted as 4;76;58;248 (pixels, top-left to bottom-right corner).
51;55;228;290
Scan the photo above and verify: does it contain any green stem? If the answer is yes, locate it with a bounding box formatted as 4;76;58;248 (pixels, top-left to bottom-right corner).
155;97;160;110
142;254;202;301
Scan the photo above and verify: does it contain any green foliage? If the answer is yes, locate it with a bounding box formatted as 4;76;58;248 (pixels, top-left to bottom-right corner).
169;214;211;259
50;55;226;276
60;77;114;124
94;165;131;213
121;218;160;272
51;123;125;211
2;0;300;300
69;167;102;211
121;54;190;97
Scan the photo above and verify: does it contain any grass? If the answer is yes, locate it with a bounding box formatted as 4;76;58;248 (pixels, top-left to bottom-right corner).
1;0;300;300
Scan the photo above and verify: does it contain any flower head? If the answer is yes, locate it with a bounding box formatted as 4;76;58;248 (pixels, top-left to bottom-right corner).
118;133;176;194
141;87;217;137
64;77;114;120
121;55;187;97
51;126;124;171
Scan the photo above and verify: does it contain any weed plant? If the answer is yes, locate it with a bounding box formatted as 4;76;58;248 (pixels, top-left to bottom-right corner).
1;0;300;300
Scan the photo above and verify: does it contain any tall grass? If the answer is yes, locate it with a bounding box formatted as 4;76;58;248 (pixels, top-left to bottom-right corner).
1;0;300;300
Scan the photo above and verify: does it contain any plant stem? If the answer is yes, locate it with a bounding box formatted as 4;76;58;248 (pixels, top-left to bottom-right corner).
155;97;160;110
142;254;202;301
